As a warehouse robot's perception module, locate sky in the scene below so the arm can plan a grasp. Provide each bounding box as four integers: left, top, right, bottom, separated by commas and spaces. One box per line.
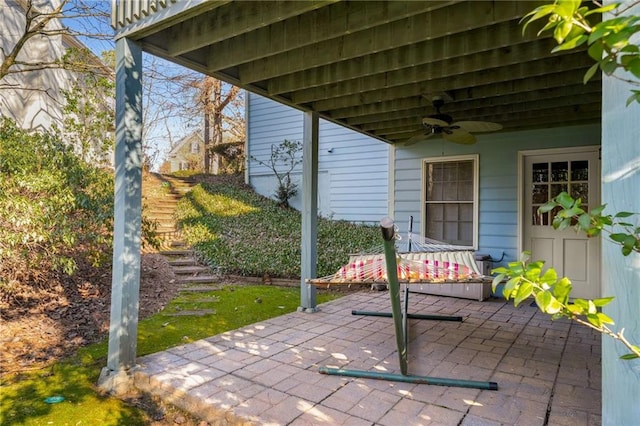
63, 1, 208, 170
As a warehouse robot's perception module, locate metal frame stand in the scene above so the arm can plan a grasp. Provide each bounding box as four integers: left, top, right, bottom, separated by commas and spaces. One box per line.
319, 218, 498, 391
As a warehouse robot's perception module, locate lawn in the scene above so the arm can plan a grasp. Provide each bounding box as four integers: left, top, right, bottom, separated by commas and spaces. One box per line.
0, 285, 341, 425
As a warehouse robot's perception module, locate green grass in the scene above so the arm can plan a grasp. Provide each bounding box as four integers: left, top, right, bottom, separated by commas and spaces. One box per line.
2, 174, 375, 424
176, 180, 382, 278
1, 285, 340, 425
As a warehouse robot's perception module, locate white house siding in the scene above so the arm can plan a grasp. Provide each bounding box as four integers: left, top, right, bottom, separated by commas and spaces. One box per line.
393, 123, 601, 267
0, 0, 69, 131
247, 93, 389, 223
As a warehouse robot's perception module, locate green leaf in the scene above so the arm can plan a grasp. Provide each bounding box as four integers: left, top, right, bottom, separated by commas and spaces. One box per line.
584, 3, 619, 17
601, 58, 618, 75
555, 192, 574, 209
514, 281, 534, 307
620, 353, 640, 360
596, 312, 615, 325
553, 277, 572, 304
574, 298, 590, 311
589, 21, 614, 44
577, 213, 592, 231
540, 267, 558, 285
492, 273, 506, 292
535, 290, 563, 314
610, 233, 629, 243
589, 204, 606, 216
583, 63, 600, 84
503, 276, 522, 299
552, 34, 588, 52
592, 296, 614, 307
588, 41, 605, 61
613, 211, 635, 218
554, 21, 574, 44
622, 235, 638, 256
587, 313, 602, 327
625, 57, 640, 79
626, 91, 640, 106
553, 217, 572, 231
554, 0, 581, 20
538, 201, 558, 213
567, 303, 584, 315
520, 5, 557, 34
559, 207, 584, 218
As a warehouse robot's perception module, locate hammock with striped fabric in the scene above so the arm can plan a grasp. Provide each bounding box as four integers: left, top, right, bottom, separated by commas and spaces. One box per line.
309, 231, 485, 285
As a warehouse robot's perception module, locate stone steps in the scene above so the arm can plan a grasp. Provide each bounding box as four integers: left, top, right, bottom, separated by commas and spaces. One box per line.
143, 173, 222, 294
173, 265, 212, 275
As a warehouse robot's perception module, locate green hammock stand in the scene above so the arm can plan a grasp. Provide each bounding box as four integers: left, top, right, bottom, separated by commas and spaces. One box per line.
319, 217, 498, 391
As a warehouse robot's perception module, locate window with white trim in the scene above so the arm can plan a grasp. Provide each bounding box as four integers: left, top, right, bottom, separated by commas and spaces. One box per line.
423, 155, 478, 248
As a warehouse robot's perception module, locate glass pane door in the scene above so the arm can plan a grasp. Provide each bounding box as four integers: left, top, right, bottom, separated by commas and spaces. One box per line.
531, 160, 589, 226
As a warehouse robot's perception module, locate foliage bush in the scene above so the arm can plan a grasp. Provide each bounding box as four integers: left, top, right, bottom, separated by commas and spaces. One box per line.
0, 120, 163, 303
0, 119, 114, 295
175, 180, 381, 278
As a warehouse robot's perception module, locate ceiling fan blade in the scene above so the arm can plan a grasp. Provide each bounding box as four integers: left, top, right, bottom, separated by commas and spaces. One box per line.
422, 117, 450, 127
443, 128, 476, 144
405, 131, 435, 146
453, 121, 503, 133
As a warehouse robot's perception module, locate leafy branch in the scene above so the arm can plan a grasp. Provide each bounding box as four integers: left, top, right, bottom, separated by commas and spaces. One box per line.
521, 0, 640, 105
539, 191, 640, 256
493, 191, 639, 359
492, 252, 640, 360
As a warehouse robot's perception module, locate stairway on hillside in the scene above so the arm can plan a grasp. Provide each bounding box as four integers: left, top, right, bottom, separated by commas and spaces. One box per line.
143, 173, 223, 293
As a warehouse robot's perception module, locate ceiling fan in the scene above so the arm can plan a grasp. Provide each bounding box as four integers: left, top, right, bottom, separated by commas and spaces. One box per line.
406, 98, 503, 145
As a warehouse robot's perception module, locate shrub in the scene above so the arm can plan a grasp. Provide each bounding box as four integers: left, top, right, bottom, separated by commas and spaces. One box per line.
0, 119, 113, 297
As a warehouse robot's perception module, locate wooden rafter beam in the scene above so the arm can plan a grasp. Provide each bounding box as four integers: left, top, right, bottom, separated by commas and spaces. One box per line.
236, 1, 536, 83
290, 51, 592, 104
331, 82, 601, 120
310, 68, 596, 112
267, 23, 550, 96
165, 1, 339, 56
203, 0, 452, 73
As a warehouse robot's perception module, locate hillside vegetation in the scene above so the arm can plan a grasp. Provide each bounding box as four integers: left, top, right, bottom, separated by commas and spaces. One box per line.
176, 174, 382, 279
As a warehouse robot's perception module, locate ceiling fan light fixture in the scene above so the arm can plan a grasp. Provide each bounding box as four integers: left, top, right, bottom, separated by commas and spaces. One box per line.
406, 98, 503, 146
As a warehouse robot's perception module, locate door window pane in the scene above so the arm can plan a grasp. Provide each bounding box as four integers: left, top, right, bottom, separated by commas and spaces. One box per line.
531, 158, 590, 227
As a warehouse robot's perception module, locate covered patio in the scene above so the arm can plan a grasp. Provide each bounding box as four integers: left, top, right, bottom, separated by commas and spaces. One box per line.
134, 290, 601, 425
105, 1, 638, 424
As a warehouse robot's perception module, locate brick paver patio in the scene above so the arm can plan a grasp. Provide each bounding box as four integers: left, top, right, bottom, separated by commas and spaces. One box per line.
134, 290, 602, 425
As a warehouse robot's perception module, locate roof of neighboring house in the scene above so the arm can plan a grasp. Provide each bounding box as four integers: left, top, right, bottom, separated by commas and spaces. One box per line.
166, 132, 204, 158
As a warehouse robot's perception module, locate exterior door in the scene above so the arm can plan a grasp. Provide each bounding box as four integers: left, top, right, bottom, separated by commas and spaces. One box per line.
523, 148, 600, 299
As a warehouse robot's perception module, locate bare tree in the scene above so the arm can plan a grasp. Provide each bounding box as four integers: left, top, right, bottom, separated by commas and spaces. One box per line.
161, 73, 245, 174
1, 0, 113, 132
1, 0, 112, 81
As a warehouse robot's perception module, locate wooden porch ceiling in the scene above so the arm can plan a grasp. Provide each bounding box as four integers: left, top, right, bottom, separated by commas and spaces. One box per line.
114, 0, 601, 145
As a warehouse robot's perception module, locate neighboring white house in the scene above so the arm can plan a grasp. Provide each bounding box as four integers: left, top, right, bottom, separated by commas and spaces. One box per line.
2, 0, 72, 130
162, 131, 205, 173
1, 0, 113, 165
247, 92, 390, 224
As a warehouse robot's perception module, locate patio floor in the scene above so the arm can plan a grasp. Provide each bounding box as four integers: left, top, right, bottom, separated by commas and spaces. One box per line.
133, 289, 602, 425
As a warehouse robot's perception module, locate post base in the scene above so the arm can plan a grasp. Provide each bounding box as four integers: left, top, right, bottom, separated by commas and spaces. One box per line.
97, 366, 135, 396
